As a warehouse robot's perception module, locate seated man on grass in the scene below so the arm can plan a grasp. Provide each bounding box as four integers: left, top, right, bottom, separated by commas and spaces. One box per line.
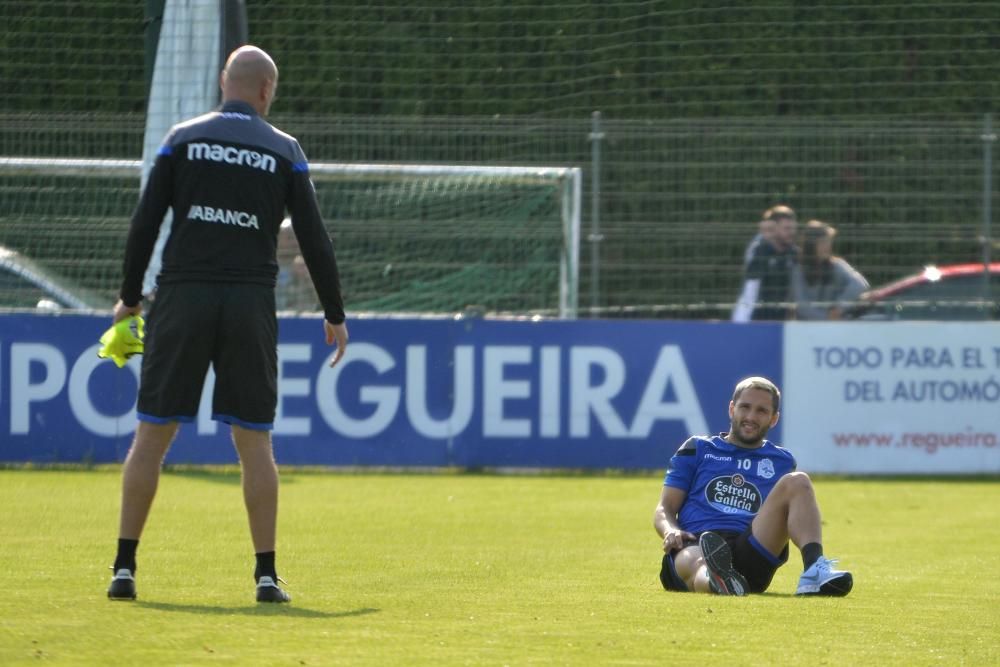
653, 376, 853, 596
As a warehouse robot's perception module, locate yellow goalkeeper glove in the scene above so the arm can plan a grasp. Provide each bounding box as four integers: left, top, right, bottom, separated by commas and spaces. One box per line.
97, 316, 145, 368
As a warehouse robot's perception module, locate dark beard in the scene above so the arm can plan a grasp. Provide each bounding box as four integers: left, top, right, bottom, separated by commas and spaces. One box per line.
728, 418, 769, 447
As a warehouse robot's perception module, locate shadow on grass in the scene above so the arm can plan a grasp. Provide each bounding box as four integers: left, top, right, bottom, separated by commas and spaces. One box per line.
163, 468, 242, 485
137, 600, 379, 619
161, 467, 302, 486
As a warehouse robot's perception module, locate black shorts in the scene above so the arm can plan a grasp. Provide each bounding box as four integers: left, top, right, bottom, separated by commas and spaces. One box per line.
659, 525, 789, 593
137, 282, 278, 430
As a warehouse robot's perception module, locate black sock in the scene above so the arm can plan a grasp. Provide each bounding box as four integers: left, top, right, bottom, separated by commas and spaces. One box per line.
255, 551, 277, 582
801, 542, 823, 570
114, 538, 139, 573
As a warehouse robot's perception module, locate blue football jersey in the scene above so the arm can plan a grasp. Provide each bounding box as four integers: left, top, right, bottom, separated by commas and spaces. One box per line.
664, 434, 797, 534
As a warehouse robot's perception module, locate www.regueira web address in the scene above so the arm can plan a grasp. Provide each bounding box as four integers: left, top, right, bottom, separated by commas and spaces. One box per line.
832, 431, 998, 454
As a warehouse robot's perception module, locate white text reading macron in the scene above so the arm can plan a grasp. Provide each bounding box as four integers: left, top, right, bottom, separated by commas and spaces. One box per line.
187, 142, 277, 173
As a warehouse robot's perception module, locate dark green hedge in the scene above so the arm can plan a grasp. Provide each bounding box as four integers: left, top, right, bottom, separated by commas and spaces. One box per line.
2, 1, 997, 118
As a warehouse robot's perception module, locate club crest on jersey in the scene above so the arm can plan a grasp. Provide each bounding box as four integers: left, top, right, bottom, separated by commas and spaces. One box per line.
757, 458, 775, 479
705, 475, 763, 515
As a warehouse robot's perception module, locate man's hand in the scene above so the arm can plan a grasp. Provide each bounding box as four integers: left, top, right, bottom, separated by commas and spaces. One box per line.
662, 528, 696, 554
324, 320, 349, 367
113, 299, 142, 324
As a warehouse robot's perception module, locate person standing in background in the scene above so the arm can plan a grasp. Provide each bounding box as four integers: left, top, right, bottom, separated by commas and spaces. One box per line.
732, 205, 798, 322
741, 216, 777, 270
791, 219, 868, 320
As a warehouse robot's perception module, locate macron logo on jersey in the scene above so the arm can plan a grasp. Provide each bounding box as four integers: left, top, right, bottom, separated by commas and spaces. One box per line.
188, 204, 260, 229
187, 142, 277, 173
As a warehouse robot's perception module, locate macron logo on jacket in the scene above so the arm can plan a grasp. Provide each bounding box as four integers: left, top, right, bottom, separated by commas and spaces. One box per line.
187, 142, 277, 173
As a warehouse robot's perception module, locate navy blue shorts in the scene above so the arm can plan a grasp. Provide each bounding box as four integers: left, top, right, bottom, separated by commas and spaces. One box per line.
137, 282, 277, 430
659, 524, 789, 593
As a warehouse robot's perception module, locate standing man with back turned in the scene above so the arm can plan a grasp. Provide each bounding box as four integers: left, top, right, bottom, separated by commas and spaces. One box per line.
106, 45, 349, 603
653, 377, 853, 596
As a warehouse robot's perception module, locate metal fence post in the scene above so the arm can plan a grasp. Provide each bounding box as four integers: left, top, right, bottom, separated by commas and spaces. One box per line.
589, 111, 605, 317
982, 113, 995, 299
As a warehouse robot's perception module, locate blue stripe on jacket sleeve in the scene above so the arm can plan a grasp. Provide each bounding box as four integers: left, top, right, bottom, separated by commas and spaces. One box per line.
292, 161, 309, 173
157, 145, 172, 156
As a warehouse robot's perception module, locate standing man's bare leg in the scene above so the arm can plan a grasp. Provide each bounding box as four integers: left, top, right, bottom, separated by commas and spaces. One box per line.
108, 421, 178, 600
119, 421, 179, 538
231, 424, 289, 602
232, 425, 278, 552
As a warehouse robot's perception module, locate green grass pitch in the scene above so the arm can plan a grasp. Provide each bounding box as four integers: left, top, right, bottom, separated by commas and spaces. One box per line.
1, 468, 997, 665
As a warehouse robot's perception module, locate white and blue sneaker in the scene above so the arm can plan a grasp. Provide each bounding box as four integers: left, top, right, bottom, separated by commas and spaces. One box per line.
796, 556, 853, 596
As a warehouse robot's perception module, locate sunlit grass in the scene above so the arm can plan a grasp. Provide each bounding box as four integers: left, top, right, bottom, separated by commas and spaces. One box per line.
1, 469, 997, 665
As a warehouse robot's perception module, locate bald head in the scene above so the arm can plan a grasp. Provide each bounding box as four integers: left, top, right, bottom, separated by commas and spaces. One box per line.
220, 45, 278, 115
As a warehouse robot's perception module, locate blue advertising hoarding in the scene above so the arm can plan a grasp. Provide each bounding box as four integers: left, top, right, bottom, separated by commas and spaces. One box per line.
0, 313, 783, 468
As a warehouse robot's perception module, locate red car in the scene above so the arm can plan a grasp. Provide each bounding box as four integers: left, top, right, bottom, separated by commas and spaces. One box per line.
853, 262, 1000, 320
